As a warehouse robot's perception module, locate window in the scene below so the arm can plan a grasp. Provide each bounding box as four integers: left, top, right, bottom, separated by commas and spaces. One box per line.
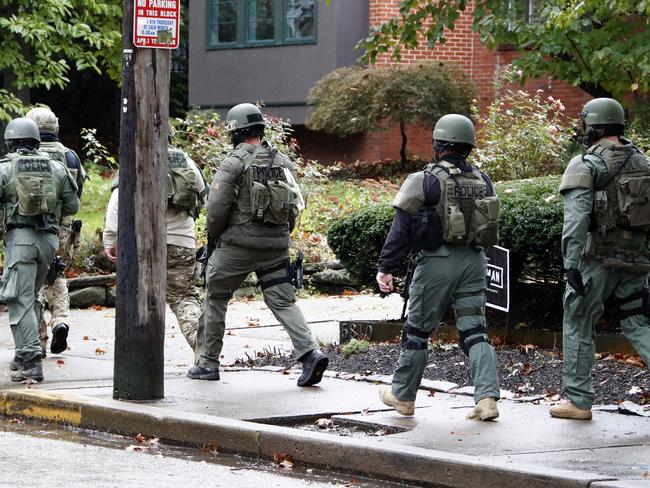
207, 0, 316, 48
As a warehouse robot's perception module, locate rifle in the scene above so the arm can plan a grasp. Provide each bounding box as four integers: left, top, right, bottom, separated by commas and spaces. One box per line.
400, 256, 416, 321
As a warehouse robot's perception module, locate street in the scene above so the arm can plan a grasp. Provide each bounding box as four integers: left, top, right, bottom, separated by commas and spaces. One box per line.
0, 417, 410, 488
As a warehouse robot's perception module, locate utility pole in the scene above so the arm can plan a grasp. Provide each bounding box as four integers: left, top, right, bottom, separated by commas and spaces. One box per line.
114, 0, 173, 400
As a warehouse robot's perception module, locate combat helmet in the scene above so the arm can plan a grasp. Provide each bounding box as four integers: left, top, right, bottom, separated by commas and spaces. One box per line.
4, 117, 41, 144
225, 103, 265, 132
25, 106, 59, 133
433, 114, 476, 147
580, 98, 625, 127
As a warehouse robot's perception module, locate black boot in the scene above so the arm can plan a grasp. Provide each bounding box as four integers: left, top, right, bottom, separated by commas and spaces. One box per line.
11, 357, 44, 382
50, 323, 69, 354
297, 350, 328, 387
9, 356, 23, 372
186, 366, 220, 380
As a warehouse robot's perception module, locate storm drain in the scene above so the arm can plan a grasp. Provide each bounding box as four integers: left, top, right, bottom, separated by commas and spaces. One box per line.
249, 413, 409, 438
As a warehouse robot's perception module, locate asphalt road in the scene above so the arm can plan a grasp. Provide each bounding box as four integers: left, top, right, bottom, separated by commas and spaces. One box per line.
0, 417, 411, 488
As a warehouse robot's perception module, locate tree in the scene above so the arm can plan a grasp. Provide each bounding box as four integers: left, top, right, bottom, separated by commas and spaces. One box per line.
0, 0, 122, 121
306, 62, 474, 163
359, 0, 650, 101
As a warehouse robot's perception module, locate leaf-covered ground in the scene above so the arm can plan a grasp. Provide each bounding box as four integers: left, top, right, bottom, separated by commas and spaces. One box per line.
249, 342, 649, 406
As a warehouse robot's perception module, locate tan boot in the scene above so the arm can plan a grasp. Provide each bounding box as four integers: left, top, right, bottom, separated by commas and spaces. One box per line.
549, 401, 592, 420
379, 386, 415, 416
466, 397, 499, 421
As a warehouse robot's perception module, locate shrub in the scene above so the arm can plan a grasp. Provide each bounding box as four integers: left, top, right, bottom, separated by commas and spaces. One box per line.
307, 62, 474, 164
340, 339, 370, 358
327, 204, 405, 286
471, 68, 574, 181
327, 176, 564, 288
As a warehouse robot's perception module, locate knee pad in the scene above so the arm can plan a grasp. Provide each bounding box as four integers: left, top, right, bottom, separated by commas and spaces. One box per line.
458, 325, 490, 356
401, 323, 429, 350
614, 288, 649, 319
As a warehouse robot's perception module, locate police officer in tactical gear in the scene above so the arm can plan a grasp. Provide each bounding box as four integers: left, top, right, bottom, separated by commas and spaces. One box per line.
189, 103, 328, 386
376, 114, 501, 420
26, 106, 86, 357
551, 98, 650, 420
103, 130, 206, 356
0, 117, 79, 382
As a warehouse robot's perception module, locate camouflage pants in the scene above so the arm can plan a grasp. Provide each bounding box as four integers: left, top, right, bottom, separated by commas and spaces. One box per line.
167, 244, 202, 349
38, 217, 73, 349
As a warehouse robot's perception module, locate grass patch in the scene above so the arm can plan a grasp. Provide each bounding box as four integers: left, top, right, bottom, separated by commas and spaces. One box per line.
340, 339, 370, 358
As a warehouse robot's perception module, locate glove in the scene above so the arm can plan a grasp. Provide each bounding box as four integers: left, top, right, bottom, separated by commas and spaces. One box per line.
566, 268, 585, 296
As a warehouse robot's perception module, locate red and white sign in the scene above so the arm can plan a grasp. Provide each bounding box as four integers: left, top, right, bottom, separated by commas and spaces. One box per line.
133, 0, 180, 49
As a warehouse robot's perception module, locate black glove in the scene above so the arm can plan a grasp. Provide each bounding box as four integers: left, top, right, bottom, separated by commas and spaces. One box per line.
566, 268, 585, 296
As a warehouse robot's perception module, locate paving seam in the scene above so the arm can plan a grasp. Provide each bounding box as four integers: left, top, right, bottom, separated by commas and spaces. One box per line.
491, 444, 646, 457
0, 388, 619, 488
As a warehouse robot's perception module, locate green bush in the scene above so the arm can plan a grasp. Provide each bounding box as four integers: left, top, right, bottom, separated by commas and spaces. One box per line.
327, 204, 405, 285
327, 176, 564, 288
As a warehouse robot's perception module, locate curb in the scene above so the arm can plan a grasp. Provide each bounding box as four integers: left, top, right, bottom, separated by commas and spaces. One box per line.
0, 389, 618, 488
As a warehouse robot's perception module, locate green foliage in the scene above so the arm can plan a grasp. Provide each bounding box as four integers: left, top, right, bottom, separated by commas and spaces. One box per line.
359, 0, 650, 100
307, 62, 473, 134
171, 109, 304, 177
327, 176, 565, 288
496, 176, 564, 285
306, 62, 474, 162
0, 0, 122, 120
327, 204, 404, 285
471, 69, 574, 181
340, 339, 370, 358
81, 128, 117, 169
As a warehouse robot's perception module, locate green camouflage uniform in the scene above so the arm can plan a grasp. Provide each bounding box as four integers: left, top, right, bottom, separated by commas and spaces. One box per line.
560, 138, 650, 409
0, 149, 79, 362
196, 142, 318, 369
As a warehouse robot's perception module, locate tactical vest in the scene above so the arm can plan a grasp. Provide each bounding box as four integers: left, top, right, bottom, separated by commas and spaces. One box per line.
229, 144, 302, 230
586, 143, 650, 260
166, 148, 201, 210
2, 152, 62, 226
111, 148, 202, 212
39, 141, 84, 187
426, 161, 500, 247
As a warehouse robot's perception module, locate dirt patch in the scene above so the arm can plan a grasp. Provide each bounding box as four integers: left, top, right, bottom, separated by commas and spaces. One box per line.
245, 342, 649, 406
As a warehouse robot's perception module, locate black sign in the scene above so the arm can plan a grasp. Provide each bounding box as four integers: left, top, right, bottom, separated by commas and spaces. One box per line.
485, 245, 510, 312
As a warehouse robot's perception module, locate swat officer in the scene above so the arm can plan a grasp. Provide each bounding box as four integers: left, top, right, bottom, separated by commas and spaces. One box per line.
0, 117, 79, 382
103, 136, 205, 352
188, 103, 328, 386
551, 98, 650, 420
376, 114, 501, 420
26, 106, 86, 357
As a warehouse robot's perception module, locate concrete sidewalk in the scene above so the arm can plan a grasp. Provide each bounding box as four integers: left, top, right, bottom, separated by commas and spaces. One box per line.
1, 295, 649, 487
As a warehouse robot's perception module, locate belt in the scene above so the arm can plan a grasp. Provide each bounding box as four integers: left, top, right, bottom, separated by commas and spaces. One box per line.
6, 224, 58, 235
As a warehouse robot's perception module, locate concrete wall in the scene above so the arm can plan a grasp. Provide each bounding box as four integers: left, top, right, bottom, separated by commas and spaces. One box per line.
188, 0, 369, 124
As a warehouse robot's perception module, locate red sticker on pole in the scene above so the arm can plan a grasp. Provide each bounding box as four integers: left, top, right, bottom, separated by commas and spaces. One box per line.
133, 0, 180, 49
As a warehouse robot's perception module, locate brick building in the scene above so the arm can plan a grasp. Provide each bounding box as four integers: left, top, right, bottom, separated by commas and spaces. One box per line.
188, 0, 591, 163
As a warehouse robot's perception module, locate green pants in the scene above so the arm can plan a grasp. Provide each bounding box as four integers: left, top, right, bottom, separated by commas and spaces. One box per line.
196, 243, 318, 368
392, 246, 500, 403
0, 228, 57, 362
563, 256, 650, 409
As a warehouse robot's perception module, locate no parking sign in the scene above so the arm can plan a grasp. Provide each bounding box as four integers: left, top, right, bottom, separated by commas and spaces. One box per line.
133, 0, 181, 49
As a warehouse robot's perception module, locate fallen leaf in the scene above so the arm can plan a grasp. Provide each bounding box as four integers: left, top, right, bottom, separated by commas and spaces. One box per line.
91, 304, 104, 311
8, 419, 24, 424
361, 408, 370, 416
135, 433, 146, 443
82, 336, 90, 341
56, 359, 65, 365
200, 443, 218, 453
273, 452, 294, 469
428, 390, 436, 397
95, 348, 106, 355
281, 369, 290, 375
125, 445, 146, 452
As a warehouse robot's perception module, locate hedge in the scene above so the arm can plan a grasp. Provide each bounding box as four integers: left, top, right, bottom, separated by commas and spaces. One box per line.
327, 175, 564, 288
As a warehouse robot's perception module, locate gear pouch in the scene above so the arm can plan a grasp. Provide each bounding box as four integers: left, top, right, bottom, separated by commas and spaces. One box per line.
250, 181, 270, 223
169, 168, 198, 210
265, 180, 294, 225
17, 175, 48, 216
618, 175, 650, 230
472, 196, 500, 247
446, 205, 466, 243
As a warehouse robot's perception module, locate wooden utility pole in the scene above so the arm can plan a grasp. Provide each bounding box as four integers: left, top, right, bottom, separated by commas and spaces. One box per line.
114, 0, 170, 400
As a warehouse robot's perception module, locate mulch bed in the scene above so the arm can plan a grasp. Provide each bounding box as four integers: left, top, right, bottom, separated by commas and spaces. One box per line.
247, 342, 649, 406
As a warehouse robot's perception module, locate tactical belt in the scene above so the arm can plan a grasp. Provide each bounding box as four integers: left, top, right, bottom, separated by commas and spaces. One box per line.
614, 289, 649, 319
6, 224, 57, 235
402, 323, 429, 350
256, 261, 290, 290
